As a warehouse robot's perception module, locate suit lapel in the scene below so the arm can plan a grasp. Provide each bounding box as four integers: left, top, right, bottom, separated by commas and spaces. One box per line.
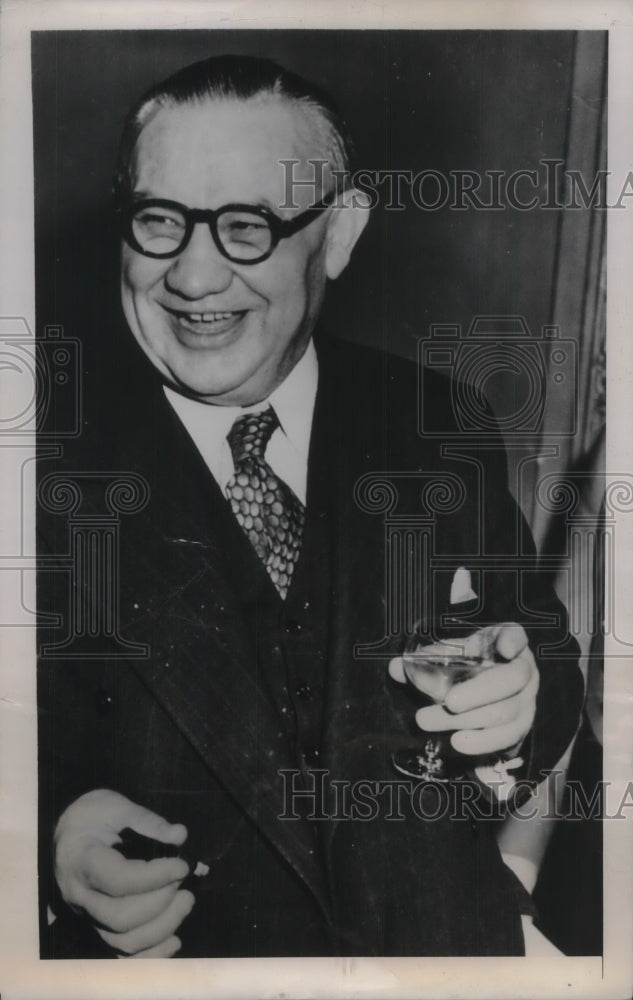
120, 377, 331, 919
313, 340, 393, 699
315, 340, 433, 802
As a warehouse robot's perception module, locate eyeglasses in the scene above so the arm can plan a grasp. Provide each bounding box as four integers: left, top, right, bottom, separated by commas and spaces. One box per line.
118, 192, 335, 264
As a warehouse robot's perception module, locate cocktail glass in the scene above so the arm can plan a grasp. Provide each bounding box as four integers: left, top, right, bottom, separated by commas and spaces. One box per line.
391, 639, 495, 782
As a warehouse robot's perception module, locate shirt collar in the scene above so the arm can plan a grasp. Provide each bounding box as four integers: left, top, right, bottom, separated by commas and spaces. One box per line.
266, 339, 318, 460
163, 339, 318, 465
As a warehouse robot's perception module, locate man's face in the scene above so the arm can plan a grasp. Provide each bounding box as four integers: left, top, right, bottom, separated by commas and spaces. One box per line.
121, 97, 335, 405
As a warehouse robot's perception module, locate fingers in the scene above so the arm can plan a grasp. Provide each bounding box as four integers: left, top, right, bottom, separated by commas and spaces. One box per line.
54, 789, 194, 957
125, 935, 182, 959
460, 624, 527, 661
444, 653, 534, 714
73, 875, 183, 933
439, 661, 538, 756
388, 657, 406, 684
414, 649, 539, 756
450, 706, 536, 756
390, 623, 539, 759
97, 889, 195, 955
494, 624, 528, 661
80, 842, 189, 896
55, 789, 187, 850
391, 642, 536, 717
125, 805, 188, 847
389, 623, 528, 692
416, 693, 523, 733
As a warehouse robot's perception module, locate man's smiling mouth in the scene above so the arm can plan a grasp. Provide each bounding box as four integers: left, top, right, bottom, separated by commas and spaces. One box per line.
164, 307, 247, 323
161, 306, 250, 341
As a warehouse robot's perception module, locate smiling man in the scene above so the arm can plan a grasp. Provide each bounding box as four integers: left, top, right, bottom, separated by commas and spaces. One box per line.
117, 94, 354, 405
38, 54, 583, 959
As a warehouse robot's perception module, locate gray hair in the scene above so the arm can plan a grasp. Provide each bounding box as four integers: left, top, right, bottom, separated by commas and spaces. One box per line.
114, 53, 354, 197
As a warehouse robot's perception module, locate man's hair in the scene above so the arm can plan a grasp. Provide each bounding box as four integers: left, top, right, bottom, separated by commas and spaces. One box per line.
114, 53, 354, 198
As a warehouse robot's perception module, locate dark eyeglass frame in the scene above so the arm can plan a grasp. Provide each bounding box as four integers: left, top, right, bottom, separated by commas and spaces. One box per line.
118, 191, 336, 264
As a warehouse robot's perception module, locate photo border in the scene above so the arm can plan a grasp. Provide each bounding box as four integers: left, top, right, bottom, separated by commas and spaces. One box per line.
1, 2, 631, 998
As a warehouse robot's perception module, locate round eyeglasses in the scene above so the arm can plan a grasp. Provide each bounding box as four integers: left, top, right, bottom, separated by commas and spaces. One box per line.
118, 193, 335, 264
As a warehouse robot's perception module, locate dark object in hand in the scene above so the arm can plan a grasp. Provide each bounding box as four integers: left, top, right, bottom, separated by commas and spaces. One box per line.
114, 827, 211, 890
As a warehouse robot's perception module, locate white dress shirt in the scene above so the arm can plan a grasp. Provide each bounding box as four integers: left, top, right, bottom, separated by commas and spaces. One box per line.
164, 340, 318, 505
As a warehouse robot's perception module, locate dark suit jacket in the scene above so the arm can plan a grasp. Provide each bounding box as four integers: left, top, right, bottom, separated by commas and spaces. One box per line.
37, 333, 583, 957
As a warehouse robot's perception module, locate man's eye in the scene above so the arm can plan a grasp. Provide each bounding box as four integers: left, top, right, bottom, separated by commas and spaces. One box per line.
137, 211, 181, 227
228, 219, 268, 232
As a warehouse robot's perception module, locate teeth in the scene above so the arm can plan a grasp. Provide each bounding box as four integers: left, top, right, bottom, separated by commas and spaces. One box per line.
183, 311, 236, 322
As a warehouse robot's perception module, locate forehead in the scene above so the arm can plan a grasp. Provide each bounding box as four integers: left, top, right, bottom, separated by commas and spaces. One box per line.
130, 96, 327, 206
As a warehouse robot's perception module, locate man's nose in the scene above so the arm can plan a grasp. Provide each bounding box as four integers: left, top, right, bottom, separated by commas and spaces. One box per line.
164, 223, 233, 299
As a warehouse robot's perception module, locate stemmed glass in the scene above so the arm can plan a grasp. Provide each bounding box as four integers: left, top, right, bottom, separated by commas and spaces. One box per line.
391, 636, 495, 782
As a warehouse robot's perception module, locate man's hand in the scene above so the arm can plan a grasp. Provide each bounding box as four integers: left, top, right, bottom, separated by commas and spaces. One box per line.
54, 789, 194, 958
389, 624, 539, 756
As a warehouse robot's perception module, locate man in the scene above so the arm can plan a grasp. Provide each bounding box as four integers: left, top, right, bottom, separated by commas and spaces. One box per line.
37, 54, 583, 959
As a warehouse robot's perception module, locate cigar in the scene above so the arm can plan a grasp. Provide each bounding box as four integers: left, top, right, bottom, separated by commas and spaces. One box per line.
114, 827, 211, 886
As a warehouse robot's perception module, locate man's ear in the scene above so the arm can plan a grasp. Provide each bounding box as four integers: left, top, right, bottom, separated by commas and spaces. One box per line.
324, 187, 371, 279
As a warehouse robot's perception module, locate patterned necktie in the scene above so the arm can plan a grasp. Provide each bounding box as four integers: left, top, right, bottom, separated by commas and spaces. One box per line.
225, 407, 305, 599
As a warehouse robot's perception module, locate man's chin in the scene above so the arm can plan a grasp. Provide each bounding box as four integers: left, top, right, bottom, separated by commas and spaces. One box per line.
162, 365, 266, 406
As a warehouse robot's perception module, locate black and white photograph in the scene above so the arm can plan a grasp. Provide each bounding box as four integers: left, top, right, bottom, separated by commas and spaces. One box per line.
1, 3, 632, 998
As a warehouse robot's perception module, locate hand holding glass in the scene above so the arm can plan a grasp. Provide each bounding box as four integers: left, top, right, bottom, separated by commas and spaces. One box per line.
392, 637, 496, 781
